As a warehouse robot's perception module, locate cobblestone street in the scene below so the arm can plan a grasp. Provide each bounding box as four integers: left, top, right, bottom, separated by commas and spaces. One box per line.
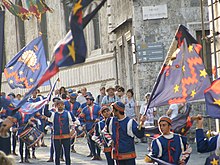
11, 134, 209, 165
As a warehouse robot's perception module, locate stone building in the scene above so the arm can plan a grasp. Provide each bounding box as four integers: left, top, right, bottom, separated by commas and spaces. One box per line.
1, 0, 210, 104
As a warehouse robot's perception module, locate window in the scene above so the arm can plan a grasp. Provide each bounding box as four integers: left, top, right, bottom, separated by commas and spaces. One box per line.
93, 14, 101, 49
39, 12, 49, 60
62, 0, 72, 33
15, 0, 25, 50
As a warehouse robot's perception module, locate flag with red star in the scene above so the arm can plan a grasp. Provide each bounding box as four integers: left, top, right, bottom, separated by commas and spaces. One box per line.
147, 25, 211, 109
204, 78, 220, 118
16, 0, 107, 108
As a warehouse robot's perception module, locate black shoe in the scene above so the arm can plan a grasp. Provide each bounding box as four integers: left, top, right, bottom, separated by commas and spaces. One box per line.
41, 144, 47, 147
87, 154, 93, 157
47, 158, 53, 162
32, 155, 37, 159
25, 159, 30, 163
71, 148, 76, 153
60, 158, 65, 161
19, 159, 23, 163
97, 156, 102, 160
12, 152, 18, 156
91, 156, 99, 160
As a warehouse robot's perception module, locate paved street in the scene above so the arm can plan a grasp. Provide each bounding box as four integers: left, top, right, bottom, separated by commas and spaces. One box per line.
12, 134, 209, 164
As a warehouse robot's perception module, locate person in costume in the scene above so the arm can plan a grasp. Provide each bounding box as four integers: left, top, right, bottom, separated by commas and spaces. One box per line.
64, 93, 81, 153
92, 106, 114, 164
103, 101, 146, 165
79, 95, 101, 160
44, 100, 79, 165
150, 116, 191, 165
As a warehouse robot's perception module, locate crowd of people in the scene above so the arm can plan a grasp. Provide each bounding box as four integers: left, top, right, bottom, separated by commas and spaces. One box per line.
0, 85, 218, 165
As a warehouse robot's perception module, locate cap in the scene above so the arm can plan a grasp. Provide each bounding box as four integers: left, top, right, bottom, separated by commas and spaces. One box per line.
100, 106, 110, 113
68, 89, 73, 93
85, 92, 92, 97
8, 92, 15, 98
86, 95, 94, 101
106, 86, 115, 92
52, 97, 61, 103
158, 116, 172, 125
70, 93, 77, 98
112, 101, 125, 112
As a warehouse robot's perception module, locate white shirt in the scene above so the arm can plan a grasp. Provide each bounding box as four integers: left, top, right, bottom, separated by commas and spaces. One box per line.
169, 104, 179, 119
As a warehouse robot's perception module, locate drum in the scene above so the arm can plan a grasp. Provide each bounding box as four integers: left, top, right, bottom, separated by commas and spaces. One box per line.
19, 126, 43, 148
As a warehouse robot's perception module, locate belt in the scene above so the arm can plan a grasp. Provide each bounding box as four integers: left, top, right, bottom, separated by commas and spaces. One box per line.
113, 151, 136, 160
53, 134, 71, 139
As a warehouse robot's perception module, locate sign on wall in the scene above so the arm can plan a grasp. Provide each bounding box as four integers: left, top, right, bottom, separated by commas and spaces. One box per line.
142, 4, 168, 20
136, 42, 164, 62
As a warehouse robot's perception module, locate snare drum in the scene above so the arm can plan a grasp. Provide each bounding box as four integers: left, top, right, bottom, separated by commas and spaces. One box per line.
19, 126, 43, 148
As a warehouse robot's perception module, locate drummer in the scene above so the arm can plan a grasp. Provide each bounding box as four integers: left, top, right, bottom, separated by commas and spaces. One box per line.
64, 93, 81, 153
78, 95, 101, 160
6, 110, 35, 163
44, 99, 79, 165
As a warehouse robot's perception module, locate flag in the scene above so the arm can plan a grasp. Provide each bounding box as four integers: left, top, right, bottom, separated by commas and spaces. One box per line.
147, 25, 211, 109
145, 103, 193, 138
204, 78, 220, 118
16, 0, 107, 108
0, 78, 58, 115
4, 36, 50, 89
2, 0, 30, 20
26, 0, 53, 20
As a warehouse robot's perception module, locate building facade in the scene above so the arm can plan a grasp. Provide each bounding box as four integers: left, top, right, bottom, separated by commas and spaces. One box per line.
1, 0, 210, 103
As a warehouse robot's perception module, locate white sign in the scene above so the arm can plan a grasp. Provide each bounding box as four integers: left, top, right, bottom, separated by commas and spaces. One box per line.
142, 4, 168, 20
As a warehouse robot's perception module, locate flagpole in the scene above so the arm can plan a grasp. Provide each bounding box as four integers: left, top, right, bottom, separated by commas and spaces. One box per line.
210, 0, 219, 132
0, 4, 5, 95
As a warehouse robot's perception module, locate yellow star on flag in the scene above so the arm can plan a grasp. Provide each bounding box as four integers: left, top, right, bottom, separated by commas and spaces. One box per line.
213, 99, 220, 106
200, 69, 207, 78
182, 65, 185, 72
29, 78, 34, 83
73, 0, 82, 14
188, 45, 193, 52
9, 80, 13, 84
19, 71, 23, 75
210, 158, 219, 165
68, 42, 76, 62
174, 84, 180, 93
191, 90, 196, 97
9, 66, 14, 70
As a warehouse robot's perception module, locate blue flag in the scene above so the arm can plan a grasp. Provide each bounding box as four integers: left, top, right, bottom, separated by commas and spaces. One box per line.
204, 78, 220, 118
4, 36, 49, 89
148, 25, 211, 109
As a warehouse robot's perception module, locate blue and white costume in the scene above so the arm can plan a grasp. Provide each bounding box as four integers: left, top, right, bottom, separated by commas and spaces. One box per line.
151, 133, 188, 164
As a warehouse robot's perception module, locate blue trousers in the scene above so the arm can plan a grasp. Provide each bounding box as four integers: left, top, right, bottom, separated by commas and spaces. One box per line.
116, 158, 136, 165
19, 137, 28, 160
49, 136, 64, 160
53, 138, 70, 165
105, 152, 115, 165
